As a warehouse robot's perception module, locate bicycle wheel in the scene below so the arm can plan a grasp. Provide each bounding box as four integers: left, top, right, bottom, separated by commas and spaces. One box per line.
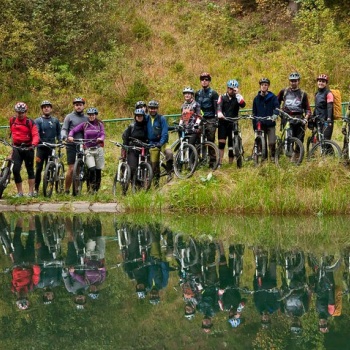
113, 162, 131, 196
0, 167, 10, 199
132, 162, 153, 192
174, 144, 198, 179
72, 160, 84, 196
234, 135, 244, 169
253, 135, 266, 166
196, 141, 219, 171
43, 162, 56, 198
275, 137, 304, 166
308, 140, 342, 161
55, 162, 65, 194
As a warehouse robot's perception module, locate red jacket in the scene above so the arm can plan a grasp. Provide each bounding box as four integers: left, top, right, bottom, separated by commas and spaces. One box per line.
11, 265, 41, 294
10, 116, 39, 146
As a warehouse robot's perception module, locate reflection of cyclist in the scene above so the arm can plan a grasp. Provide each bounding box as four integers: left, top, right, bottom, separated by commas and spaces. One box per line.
253, 249, 280, 328
11, 217, 40, 310
277, 72, 311, 160
179, 87, 201, 146
252, 78, 279, 161
122, 109, 148, 182
217, 80, 246, 166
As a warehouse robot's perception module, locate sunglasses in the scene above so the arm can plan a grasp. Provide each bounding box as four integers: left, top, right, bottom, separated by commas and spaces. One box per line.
200, 78, 210, 81
290, 80, 298, 83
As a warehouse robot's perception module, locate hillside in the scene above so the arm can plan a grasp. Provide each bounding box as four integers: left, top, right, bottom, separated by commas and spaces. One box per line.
0, 0, 350, 122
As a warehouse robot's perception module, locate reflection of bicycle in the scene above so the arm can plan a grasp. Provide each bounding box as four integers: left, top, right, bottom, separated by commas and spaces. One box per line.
0, 214, 14, 260
281, 249, 305, 287
138, 229, 151, 263
42, 214, 63, 260
110, 141, 131, 196
252, 246, 268, 287
0, 140, 31, 198
230, 244, 245, 286
116, 224, 130, 261
173, 126, 198, 179
275, 109, 305, 166
308, 253, 341, 283
41, 142, 66, 197
174, 234, 199, 276
307, 115, 341, 160
342, 247, 350, 300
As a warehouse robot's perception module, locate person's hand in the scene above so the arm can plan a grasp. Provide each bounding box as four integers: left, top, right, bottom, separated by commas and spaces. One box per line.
342, 127, 347, 135
67, 136, 74, 142
235, 94, 244, 104
217, 112, 225, 119
326, 119, 332, 126
328, 304, 335, 315
97, 138, 103, 143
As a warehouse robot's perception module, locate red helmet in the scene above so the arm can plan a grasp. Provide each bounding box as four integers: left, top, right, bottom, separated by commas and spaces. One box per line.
200, 72, 212, 81
14, 102, 28, 113
317, 74, 329, 82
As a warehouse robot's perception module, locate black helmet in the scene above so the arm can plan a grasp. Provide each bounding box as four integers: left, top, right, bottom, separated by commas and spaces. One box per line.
200, 72, 212, 81
148, 100, 159, 108
135, 101, 146, 109
40, 100, 52, 108
259, 78, 270, 85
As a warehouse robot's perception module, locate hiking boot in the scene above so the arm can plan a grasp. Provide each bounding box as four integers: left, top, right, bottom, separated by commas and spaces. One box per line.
291, 152, 300, 163
13, 193, 24, 198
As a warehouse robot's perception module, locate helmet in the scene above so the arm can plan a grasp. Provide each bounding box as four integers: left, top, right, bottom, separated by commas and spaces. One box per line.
185, 313, 195, 320
137, 291, 146, 299
289, 72, 301, 80
88, 292, 99, 300
259, 77, 270, 85
135, 100, 146, 109
87, 107, 98, 115
228, 317, 241, 328
227, 79, 239, 88
40, 100, 52, 108
200, 72, 212, 81
134, 108, 145, 116
149, 297, 160, 305
147, 100, 159, 108
183, 87, 194, 94
16, 299, 29, 310
317, 74, 329, 82
73, 97, 85, 105
14, 102, 28, 113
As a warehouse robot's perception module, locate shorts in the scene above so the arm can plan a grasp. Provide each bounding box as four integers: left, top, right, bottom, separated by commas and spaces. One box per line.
66, 144, 77, 165
85, 147, 105, 169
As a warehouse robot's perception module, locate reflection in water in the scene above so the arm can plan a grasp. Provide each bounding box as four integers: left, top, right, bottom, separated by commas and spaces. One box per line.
0, 212, 349, 349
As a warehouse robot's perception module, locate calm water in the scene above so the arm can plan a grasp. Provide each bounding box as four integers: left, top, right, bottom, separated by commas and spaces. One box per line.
0, 212, 349, 350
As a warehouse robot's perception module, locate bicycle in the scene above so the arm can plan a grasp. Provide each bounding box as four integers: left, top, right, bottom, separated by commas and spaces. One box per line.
41, 214, 63, 260
222, 116, 245, 168
129, 138, 154, 192
274, 109, 305, 166
173, 126, 198, 179
307, 252, 341, 284
71, 139, 90, 196
110, 141, 131, 196
307, 115, 342, 161
195, 119, 220, 171
40, 142, 66, 197
229, 244, 245, 287
341, 116, 350, 163
0, 139, 32, 198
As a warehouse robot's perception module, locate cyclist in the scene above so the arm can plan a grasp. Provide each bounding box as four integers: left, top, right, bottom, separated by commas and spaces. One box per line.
68, 107, 105, 193
122, 108, 148, 183
61, 97, 88, 194
11, 217, 41, 310
34, 100, 61, 196
313, 74, 334, 142
179, 87, 201, 146
145, 100, 173, 184
9, 102, 39, 197
252, 78, 279, 161
277, 72, 311, 161
217, 79, 246, 166
195, 72, 219, 147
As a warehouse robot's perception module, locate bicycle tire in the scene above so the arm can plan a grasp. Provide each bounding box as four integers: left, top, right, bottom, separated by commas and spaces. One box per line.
132, 162, 153, 192
0, 167, 10, 199
55, 162, 65, 194
285, 251, 305, 275
233, 135, 244, 169
113, 162, 131, 196
174, 144, 198, 179
43, 162, 56, 198
308, 140, 342, 161
196, 141, 219, 171
253, 135, 266, 166
72, 160, 84, 196
275, 136, 304, 166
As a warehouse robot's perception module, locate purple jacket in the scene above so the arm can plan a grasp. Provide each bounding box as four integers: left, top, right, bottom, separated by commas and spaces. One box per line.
69, 119, 105, 148
70, 260, 106, 286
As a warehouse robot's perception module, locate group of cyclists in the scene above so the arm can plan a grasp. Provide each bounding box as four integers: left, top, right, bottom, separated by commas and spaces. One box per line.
2, 70, 346, 197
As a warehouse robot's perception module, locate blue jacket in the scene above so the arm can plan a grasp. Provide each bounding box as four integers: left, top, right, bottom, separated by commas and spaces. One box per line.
146, 114, 169, 146
252, 91, 279, 129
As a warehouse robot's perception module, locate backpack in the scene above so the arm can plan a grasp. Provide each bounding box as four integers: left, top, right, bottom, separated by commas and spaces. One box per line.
10, 116, 34, 130
330, 89, 342, 120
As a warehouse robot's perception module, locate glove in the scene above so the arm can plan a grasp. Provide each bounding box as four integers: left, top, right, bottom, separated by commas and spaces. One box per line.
154, 143, 162, 149
235, 94, 244, 104
302, 118, 307, 125
272, 114, 278, 120
342, 128, 347, 136
193, 123, 199, 129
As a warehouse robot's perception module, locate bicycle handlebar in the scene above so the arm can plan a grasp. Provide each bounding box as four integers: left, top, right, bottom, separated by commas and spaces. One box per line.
129, 137, 154, 148
276, 108, 307, 124
0, 139, 34, 151
41, 142, 66, 149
